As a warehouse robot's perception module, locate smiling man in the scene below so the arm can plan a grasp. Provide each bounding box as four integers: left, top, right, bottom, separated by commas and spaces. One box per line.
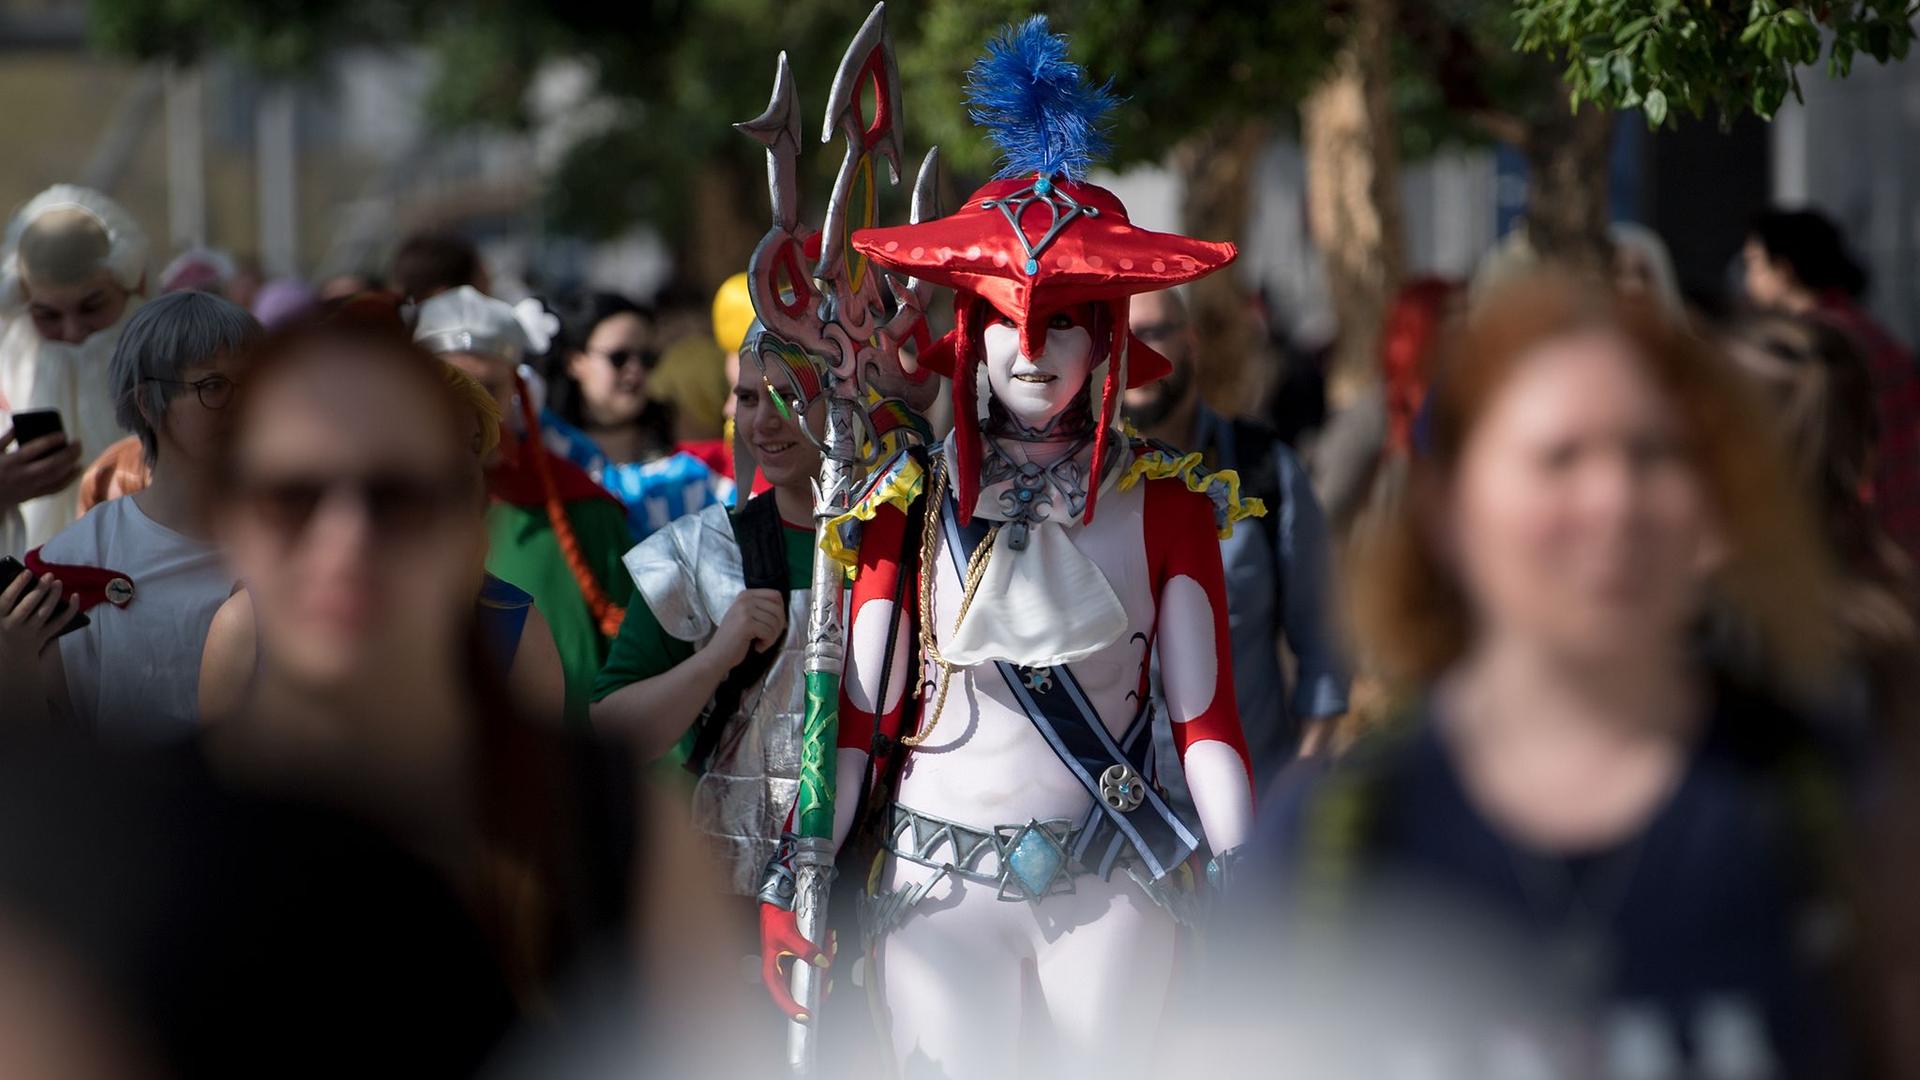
589, 326, 828, 904
0, 185, 151, 553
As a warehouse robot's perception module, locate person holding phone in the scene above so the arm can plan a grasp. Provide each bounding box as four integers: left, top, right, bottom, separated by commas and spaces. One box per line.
0, 185, 151, 552
13, 292, 260, 739
0, 564, 80, 725
0, 419, 85, 555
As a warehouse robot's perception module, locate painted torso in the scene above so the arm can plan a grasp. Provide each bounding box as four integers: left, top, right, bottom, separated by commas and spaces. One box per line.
892, 474, 1154, 829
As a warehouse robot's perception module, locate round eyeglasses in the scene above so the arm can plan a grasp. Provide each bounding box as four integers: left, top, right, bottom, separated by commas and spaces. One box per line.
144, 374, 236, 410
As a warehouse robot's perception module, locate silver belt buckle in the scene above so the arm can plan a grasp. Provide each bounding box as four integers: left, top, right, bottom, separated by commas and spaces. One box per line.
1099, 763, 1146, 813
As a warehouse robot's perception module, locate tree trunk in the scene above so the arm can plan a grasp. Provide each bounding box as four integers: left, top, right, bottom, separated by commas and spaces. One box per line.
1519, 95, 1616, 278
1302, 0, 1403, 411
684, 155, 766, 295
1171, 118, 1271, 412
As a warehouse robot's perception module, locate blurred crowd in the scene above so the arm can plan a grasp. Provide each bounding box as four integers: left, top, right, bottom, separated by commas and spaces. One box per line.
0, 177, 1916, 1079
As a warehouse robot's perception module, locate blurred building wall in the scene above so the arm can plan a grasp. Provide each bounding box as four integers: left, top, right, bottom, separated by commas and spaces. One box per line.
1776, 54, 1920, 346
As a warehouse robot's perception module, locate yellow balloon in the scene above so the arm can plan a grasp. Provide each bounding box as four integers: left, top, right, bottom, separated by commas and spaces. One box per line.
712, 272, 756, 356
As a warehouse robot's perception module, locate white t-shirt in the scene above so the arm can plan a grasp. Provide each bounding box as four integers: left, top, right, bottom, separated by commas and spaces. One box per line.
38, 494, 233, 744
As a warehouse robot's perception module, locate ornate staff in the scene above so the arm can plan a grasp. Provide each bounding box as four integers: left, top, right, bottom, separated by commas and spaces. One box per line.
734, 4, 939, 1071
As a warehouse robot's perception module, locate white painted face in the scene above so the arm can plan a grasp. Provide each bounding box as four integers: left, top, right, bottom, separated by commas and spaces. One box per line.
983, 306, 1096, 431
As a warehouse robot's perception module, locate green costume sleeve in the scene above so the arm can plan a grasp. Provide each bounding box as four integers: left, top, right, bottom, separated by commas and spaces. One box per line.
591, 594, 697, 703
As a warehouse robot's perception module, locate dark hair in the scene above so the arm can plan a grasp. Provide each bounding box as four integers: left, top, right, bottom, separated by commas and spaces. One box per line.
540, 291, 673, 446
1748, 209, 1869, 299
391, 232, 483, 303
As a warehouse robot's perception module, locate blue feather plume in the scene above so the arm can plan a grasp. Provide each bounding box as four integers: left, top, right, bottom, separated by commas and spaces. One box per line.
964, 16, 1118, 182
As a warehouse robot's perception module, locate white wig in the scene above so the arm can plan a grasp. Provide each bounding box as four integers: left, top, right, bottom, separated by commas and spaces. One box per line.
0, 184, 151, 315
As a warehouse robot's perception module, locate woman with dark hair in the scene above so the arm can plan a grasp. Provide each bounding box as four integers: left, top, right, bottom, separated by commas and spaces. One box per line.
538, 291, 724, 540
1237, 275, 1859, 1077
1743, 207, 1920, 567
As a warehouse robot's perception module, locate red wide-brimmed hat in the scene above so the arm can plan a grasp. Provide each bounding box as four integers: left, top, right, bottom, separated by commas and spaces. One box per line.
853, 175, 1234, 388
848, 18, 1237, 526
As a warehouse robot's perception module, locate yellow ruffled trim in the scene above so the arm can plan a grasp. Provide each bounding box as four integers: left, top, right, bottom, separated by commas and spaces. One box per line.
820, 452, 927, 571
1117, 448, 1267, 539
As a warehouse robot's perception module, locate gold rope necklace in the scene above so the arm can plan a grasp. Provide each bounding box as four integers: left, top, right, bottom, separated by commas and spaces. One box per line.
901, 459, 1000, 749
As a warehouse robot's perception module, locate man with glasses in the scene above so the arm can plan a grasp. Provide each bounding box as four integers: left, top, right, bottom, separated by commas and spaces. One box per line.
1124, 288, 1349, 785
5, 292, 261, 739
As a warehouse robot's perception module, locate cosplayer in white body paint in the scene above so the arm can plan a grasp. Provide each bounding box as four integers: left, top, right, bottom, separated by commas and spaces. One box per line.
0, 186, 149, 553
757, 20, 1260, 1078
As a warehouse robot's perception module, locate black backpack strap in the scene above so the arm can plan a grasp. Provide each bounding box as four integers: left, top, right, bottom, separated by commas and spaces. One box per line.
685, 491, 793, 775
1227, 418, 1284, 554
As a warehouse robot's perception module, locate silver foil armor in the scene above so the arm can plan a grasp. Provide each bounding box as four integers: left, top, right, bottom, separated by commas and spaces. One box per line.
624, 502, 811, 896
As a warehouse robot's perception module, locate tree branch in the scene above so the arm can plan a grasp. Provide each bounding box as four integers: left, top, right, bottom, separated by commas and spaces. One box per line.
1467, 107, 1530, 149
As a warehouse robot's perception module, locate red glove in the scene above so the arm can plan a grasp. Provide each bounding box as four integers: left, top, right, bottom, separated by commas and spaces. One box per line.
759, 901, 836, 1022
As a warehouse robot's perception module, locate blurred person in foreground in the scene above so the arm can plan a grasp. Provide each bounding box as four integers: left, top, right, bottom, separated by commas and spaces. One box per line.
1232, 275, 1858, 1077
1744, 208, 1920, 569
198, 348, 567, 728
1124, 286, 1348, 780
1, 292, 260, 741
537, 292, 726, 540
0, 186, 150, 553
0, 727, 516, 1079
415, 287, 636, 725
198, 317, 666, 1011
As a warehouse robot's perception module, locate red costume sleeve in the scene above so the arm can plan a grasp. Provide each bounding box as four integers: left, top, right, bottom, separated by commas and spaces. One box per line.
839, 499, 916, 754
1143, 478, 1253, 788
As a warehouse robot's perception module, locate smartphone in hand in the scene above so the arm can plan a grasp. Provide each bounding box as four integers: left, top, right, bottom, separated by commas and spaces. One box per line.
0, 556, 90, 640
9, 409, 66, 449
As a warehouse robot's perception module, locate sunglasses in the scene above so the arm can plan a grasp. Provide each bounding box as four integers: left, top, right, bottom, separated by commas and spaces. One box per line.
588, 347, 660, 372
231, 470, 480, 544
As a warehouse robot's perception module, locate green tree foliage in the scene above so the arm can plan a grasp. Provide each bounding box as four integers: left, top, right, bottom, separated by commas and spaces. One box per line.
1512, 0, 1919, 127
903, 0, 1337, 177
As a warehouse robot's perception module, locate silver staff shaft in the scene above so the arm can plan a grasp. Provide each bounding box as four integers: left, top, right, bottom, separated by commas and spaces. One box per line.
786, 392, 859, 1074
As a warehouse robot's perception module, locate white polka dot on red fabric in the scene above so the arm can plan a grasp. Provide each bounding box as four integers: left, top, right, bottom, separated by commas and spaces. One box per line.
1152, 259, 1166, 272
1118, 258, 1134, 270
1087, 255, 1104, 269
966, 245, 981, 259
884, 241, 899, 253
1056, 255, 1073, 270
993, 251, 1009, 267
910, 246, 924, 259
938, 247, 953, 259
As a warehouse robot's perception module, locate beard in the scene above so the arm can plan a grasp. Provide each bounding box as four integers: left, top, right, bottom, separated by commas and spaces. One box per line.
1121, 358, 1194, 432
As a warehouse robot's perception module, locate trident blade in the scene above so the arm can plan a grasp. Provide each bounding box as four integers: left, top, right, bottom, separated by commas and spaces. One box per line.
816, 2, 904, 299
735, 52, 804, 233
910, 145, 943, 225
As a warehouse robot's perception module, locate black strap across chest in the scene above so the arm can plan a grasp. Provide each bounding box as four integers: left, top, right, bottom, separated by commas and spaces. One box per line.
685, 491, 793, 775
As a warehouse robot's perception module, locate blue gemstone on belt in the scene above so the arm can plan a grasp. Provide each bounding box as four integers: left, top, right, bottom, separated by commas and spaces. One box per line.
1007, 828, 1063, 897
1018, 488, 1034, 501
